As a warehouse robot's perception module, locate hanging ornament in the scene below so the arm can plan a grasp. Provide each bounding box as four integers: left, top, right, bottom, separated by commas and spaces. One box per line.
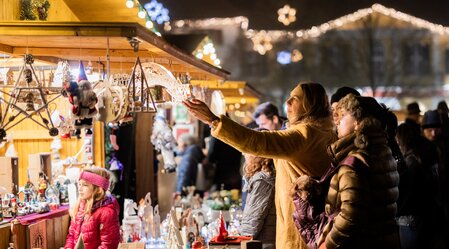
277, 4, 297, 26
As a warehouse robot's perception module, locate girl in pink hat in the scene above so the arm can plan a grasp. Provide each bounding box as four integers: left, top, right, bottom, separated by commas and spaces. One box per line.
65, 167, 120, 249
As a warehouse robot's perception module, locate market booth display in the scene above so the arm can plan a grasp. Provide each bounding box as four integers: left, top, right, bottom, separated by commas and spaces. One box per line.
0, 0, 236, 248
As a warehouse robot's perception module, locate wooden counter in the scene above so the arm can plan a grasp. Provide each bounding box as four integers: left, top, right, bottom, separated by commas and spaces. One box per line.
0, 205, 70, 249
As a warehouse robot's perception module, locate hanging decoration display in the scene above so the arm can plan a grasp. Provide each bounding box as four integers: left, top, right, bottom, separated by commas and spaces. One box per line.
142, 62, 192, 103
0, 54, 60, 141
61, 61, 98, 137
20, 0, 50, 21
151, 110, 177, 173
127, 57, 157, 113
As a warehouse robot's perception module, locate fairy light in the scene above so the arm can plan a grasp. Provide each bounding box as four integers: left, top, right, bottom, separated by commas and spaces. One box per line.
170, 16, 249, 30
192, 37, 222, 67
245, 3, 449, 47
167, 4, 449, 55
125, 0, 134, 9
146, 16, 154, 29
138, 5, 146, 19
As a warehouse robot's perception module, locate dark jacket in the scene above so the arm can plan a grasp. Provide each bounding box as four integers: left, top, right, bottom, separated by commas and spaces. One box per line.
322, 133, 400, 249
176, 144, 204, 193
240, 171, 276, 249
65, 195, 120, 249
207, 136, 242, 190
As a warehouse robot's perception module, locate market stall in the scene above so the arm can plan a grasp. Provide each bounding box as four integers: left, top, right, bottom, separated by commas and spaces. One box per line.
0, 1, 230, 248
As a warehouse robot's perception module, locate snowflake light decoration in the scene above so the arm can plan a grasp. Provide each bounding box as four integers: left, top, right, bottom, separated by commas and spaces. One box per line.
144, 0, 170, 25
277, 4, 296, 26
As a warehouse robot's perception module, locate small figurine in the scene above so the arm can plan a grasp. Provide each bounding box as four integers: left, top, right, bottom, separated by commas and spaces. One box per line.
10, 196, 17, 219
216, 211, 228, 242
38, 172, 48, 201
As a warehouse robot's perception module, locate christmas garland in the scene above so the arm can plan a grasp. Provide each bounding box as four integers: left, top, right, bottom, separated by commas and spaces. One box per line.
20, 0, 50, 21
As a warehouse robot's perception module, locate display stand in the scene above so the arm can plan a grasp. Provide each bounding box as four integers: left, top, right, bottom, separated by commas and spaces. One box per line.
28, 153, 52, 183
0, 205, 69, 249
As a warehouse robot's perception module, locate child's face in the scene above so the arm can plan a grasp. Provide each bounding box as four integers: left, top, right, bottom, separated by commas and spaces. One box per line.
78, 179, 94, 200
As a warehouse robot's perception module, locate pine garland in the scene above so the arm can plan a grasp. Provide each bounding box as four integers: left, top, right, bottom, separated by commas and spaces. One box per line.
20, 0, 50, 21
20, 0, 36, 20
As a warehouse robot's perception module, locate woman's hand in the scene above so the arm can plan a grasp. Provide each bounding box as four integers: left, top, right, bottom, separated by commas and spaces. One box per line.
183, 98, 218, 125
318, 242, 327, 249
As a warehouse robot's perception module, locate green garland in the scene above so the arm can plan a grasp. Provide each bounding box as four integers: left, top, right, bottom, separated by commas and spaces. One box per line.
20, 0, 50, 21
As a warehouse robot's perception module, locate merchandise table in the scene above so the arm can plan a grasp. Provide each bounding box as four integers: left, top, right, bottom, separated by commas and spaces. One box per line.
0, 205, 70, 249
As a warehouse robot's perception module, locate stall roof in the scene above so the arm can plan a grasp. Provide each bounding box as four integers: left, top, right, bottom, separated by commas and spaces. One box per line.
191, 80, 263, 104
0, 22, 229, 80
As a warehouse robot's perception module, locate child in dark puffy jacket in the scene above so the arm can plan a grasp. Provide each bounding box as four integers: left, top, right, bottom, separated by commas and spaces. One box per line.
64, 167, 120, 249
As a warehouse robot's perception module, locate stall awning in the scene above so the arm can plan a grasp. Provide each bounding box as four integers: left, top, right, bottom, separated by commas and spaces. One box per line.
191, 80, 262, 104
0, 22, 230, 80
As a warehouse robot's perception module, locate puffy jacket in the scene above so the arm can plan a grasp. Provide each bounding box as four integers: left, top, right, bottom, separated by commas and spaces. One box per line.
240, 171, 276, 249
65, 195, 120, 249
322, 132, 400, 249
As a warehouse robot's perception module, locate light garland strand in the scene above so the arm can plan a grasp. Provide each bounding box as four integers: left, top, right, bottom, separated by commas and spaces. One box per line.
166, 4, 449, 55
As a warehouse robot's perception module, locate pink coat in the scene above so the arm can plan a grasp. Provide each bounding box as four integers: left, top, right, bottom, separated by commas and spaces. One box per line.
65, 195, 120, 249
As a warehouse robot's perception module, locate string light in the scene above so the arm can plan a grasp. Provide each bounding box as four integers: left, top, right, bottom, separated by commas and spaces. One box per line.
144, 0, 170, 24
125, 0, 134, 9
192, 37, 222, 67
146, 16, 154, 29
138, 5, 146, 19
170, 16, 249, 30
246, 3, 449, 47
167, 4, 449, 55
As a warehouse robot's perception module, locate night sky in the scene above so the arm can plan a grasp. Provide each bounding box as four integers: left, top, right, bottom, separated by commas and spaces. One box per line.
142, 0, 449, 30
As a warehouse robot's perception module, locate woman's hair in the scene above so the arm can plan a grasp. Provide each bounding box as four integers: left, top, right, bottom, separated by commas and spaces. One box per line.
338, 94, 392, 148
72, 167, 111, 217
296, 82, 332, 122
244, 156, 275, 178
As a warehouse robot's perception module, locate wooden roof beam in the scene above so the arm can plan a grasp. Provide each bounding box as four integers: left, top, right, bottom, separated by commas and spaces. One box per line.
13, 47, 156, 59
0, 43, 13, 54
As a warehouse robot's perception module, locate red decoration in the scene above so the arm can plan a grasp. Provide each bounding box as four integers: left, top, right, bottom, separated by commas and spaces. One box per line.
216, 211, 228, 242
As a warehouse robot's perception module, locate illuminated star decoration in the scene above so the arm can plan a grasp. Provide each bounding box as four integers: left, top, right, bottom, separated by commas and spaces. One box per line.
144, 0, 170, 25
277, 4, 296, 26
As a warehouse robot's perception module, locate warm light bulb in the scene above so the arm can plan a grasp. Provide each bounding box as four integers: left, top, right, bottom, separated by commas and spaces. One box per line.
146, 19, 154, 29
138, 7, 146, 19
126, 0, 134, 8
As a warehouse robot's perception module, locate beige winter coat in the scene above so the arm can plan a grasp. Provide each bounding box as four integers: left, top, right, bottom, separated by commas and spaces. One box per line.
211, 115, 336, 249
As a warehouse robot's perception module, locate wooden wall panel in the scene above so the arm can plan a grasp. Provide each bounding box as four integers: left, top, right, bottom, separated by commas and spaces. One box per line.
48, 0, 80, 22
0, 0, 79, 22
0, 0, 20, 21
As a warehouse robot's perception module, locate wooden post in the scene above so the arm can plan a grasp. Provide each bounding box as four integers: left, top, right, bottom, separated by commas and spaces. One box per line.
134, 112, 156, 203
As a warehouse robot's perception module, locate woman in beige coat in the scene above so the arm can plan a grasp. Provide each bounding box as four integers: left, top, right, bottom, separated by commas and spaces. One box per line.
184, 82, 336, 249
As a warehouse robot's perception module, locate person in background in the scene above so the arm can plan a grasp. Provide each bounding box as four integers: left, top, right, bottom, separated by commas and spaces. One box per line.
253, 102, 286, 131
319, 94, 400, 249
175, 133, 204, 195
405, 102, 421, 134
330, 86, 360, 127
437, 100, 449, 139
183, 82, 336, 249
242, 102, 285, 207
205, 135, 242, 191
421, 110, 449, 249
65, 167, 120, 249
396, 122, 440, 249
240, 132, 276, 249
